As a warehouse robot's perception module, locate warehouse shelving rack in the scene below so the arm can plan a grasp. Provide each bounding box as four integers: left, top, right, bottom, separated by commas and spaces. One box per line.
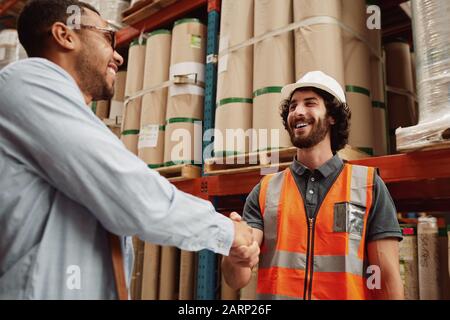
114, 0, 450, 300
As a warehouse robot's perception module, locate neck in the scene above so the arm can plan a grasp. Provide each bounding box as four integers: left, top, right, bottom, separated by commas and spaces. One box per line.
296, 138, 334, 170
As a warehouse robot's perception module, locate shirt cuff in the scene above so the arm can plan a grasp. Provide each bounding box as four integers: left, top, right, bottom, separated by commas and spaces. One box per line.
210, 213, 234, 256
368, 231, 403, 242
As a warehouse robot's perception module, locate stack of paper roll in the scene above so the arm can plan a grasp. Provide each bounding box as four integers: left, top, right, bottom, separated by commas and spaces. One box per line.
417, 216, 441, 300
368, 26, 388, 155
293, 0, 345, 86
214, 0, 254, 157
342, 0, 374, 155
159, 246, 180, 300
240, 265, 258, 300
141, 243, 161, 300
121, 39, 146, 155
252, 0, 293, 152
139, 30, 171, 169
399, 226, 419, 300
179, 251, 196, 300
109, 71, 127, 122
384, 41, 416, 152
164, 19, 206, 166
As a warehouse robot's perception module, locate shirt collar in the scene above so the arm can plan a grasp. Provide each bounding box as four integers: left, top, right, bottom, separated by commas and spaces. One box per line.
291, 153, 344, 178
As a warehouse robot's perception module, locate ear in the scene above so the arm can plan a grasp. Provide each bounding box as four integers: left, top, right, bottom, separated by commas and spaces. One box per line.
50, 22, 77, 51
328, 116, 336, 125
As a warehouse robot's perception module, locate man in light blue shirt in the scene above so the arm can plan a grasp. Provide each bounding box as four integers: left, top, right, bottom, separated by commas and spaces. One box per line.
0, 0, 258, 299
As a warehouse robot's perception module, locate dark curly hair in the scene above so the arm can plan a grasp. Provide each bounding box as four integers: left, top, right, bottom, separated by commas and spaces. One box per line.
280, 87, 351, 152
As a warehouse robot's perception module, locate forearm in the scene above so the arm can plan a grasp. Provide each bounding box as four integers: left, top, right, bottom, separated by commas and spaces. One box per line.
221, 257, 252, 290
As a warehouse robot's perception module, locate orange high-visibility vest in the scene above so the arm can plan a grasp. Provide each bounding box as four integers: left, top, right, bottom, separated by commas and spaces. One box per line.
257, 163, 375, 300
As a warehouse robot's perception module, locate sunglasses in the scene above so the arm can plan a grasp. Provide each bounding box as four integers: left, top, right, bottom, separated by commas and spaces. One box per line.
77, 24, 116, 50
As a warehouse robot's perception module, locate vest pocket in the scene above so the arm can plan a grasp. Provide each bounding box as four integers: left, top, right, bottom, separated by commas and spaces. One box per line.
333, 202, 366, 238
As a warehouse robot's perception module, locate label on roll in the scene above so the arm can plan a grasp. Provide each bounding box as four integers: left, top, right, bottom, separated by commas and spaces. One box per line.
190, 35, 202, 49
138, 125, 159, 149
109, 100, 124, 121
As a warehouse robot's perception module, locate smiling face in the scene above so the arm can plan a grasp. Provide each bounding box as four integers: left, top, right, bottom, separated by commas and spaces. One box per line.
74, 8, 123, 100
286, 89, 335, 149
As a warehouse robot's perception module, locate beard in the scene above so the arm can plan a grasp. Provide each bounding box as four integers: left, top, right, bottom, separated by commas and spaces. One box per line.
76, 46, 114, 101
288, 116, 330, 149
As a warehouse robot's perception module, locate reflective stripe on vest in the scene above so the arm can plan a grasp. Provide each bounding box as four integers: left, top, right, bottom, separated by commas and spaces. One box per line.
256, 164, 375, 300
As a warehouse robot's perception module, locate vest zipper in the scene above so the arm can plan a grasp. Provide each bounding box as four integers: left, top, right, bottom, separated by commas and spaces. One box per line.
307, 217, 317, 300
303, 217, 315, 299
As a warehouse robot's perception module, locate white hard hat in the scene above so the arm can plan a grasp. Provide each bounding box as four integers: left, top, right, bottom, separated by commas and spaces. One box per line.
281, 71, 346, 103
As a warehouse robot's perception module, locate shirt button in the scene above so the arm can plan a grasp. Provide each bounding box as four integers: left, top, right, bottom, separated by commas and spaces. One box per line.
311, 177, 315, 182
309, 190, 314, 195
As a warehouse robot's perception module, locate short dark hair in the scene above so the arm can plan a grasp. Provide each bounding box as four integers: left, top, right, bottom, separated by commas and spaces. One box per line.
280, 87, 351, 152
17, 0, 99, 57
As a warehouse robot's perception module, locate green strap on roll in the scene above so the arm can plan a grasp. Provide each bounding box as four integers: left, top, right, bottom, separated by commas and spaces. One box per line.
167, 118, 202, 124
159, 125, 166, 131
164, 160, 201, 167
147, 29, 171, 37
253, 86, 283, 98
372, 101, 386, 109
122, 129, 140, 136
91, 101, 97, 114
346, 85, 371, 97
174, 18, 203, 27
148, 164, 164, 169
218, 97, 253, 107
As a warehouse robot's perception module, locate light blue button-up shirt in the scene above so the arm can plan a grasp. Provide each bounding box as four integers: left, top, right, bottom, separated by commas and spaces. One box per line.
0, 58, 234, 299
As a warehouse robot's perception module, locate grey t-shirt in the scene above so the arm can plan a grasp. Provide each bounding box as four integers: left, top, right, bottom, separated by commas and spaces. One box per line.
243, 154, 402, 242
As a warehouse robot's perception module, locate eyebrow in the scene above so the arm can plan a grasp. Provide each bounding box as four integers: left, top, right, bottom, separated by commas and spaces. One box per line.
304, 97, 319, 102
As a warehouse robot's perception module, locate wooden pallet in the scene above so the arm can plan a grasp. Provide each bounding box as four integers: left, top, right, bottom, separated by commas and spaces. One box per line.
204, 145, 371, 176
122, 0, 178, 25
156, 164, 201, 182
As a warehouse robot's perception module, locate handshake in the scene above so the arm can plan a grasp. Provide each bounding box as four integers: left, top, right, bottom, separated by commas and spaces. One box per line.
229, 212, 261, 269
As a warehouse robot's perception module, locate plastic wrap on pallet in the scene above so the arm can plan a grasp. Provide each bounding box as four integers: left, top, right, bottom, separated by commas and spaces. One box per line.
0, 29, 27, 70
396, 0, 450, 151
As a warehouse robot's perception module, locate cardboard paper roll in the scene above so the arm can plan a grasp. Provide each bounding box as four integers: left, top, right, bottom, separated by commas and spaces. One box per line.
121, 40, 146, 154
385, 41, 417, 152
159, 246, 180, 300
164, 120, 202, 165
139, 31, 171, 167
293, 0, 345, 86
109, 71, 127, 121
221, 273, 239, 300
253, 0, 293, 152
240, 265, 258, 300
215, 0, 254, 156
343, 1, 374, 155
179, 251, 196, 300
141, 243, 161, 300
142, 30, 171, 124
138, 125, 165, 168
418, 217, 441, 300
342, 0, 368, 38
399, 227, 419, 300
253, 90, 292, 151
213, 102, 252, 156
165, 20, 205, 165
